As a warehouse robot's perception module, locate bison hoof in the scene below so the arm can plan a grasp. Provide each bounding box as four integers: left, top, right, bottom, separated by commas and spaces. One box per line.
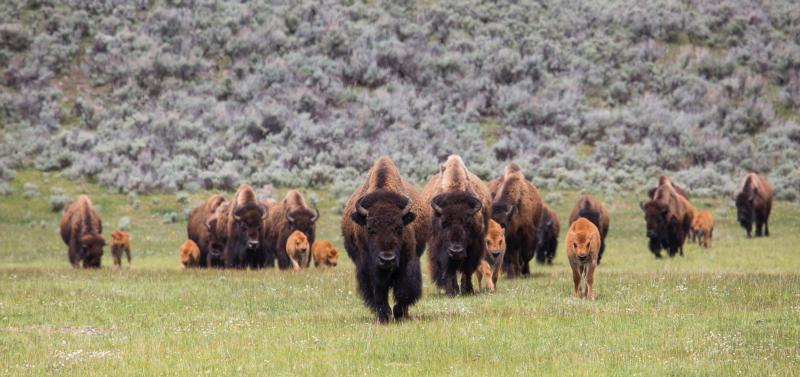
393, 304, 408, 320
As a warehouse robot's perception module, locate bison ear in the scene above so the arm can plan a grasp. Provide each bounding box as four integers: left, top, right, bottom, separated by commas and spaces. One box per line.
351, 212, 367, 226
402, 211, 416, 226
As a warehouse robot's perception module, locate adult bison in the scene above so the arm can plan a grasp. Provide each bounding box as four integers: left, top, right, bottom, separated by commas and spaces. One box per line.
263, 190, 319, 270
734, 173, 774, 238
421, 155, 491, 296
535, 204, 560, 265
60, 195, 105, 268
568, 195, 610, 264
187, 194, 226, 268
341, 156, 431, 323
641, 184, 693, 258
205, 201, 230, 268
223, 184, 267, 269
490, 163, 543, 278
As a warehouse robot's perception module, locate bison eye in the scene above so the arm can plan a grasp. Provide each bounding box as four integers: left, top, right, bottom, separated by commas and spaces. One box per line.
572, 242, 577, 249
394, 226, 402, 235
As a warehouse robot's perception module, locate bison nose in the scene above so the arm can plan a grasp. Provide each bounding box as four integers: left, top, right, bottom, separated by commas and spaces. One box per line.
490, 251, 502, 258
577, 254, 589, 262
646, 230, 657, 238
378, 253, 396, 264
248, 239, 259, 248
448, 245, 465, 259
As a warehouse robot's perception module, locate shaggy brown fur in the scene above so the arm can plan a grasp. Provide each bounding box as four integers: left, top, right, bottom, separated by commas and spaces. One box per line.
187, 194, 226, 268
312, 240, 339, 267
475, 219, 505, 292
641, 184, 694, 258
568, 195, 610, 263
421, 155, 492, 296
490, 163, 543, 277
224, 184, 267, 269
179, 239, 201, 269
263, 190, 320, 270
647, 175, 689, 200
285, 230, 311, 271
487, 176, 503, 199
60, 195, 105, 268
565, 218, 601, 300
341, 156, 429, 323
734, 173, 774, 238
205, 202, 230, 268
110, 230, 131, 269
692, 211, 714, 248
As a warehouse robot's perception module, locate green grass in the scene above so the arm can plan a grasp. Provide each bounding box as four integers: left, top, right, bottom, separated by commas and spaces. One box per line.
1, 171, 799, 376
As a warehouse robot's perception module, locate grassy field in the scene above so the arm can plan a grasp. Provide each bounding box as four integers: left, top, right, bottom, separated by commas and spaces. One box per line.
1, 171, 799, 376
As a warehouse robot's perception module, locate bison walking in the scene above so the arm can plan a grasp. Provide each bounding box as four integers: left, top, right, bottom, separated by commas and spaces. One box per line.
422, 155, 491, 296
641, 184, 693, 258
734, 173, 773, 238
568, 195, 610, 264
490, 164, 543, 278
60, 195, 105, 268
341, 156, 430, 323
224, 184, 267, 269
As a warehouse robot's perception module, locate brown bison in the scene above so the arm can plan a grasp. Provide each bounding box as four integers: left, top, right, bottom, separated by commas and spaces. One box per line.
224, 184, 268, 269
313, 240, 339, 267
179, 239, 201, 269
734, 173, 773, 238
647, 176, 689, 200
205, 201, 230, 268
568, 195, 610, 264
285, 230, 311, 271
490, 164, 543, 278
187, 194, 226, 268
692, 211, 714, 248
341, 156, 430, 323
263, 190, 319, 270
535, 204, 560, 265
422, 155, 492, 296
60, 195, 105, 268
110, 230, 131, 269
565, 217, 600, 300
641, 184, 694, 258
475, 219, 505, 292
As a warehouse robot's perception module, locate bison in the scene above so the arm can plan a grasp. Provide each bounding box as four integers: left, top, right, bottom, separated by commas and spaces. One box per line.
641, 184, 693, 258
263, 190, 319, 270
475, 219, 505, 292
692, 211, 714, 248
110, 230, 131, 269
565, 217, 600, 300
422, 155, 491, 296
568, 195, 610, 264
60, 195, 105, 268
224, 184, 268, 269
187, 194, 226, 268
313, 240, 339, 267
734, 173, 773, 238
341, 156, 431, 323
285, 230, 310, 271
205, 201, 230, 268
535, 204, 560, 265
490, 163, 543, 278
179, 239, 201, 269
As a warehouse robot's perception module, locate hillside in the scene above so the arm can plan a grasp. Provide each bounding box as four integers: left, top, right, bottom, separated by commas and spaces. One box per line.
1, 0, 799, 202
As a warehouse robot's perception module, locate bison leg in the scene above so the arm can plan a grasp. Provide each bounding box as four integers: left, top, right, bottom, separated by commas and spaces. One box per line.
586, 264, 596, 300
597, 239, 606, 265
373, 283, 392, 324
460, 271, 474, 295
444, 271, 459, 297
392, 258, 421, 321
571, 267, 581, 298
68, 243, 81, 269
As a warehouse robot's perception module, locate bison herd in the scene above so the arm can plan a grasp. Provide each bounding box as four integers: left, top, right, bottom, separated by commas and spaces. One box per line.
59, 156, 775, 323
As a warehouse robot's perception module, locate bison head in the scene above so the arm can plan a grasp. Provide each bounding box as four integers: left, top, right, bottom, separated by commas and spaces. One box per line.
285, 206, 319, 244
233, 204, 267, 249
205, 215, 224, 257
485, 219, 505, 265
351, 190, 415, 271
80, 234, 105, 268
431, 192, 482, 261
569, 231, 594, 264
735, 189, 756, 235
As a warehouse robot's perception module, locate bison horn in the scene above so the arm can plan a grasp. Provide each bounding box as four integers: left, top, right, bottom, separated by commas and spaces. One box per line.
233, 213, 241, 222
311, 206, 320, 222
400, 197, 413, 216
356, 198, 369, 217
285, 210, 295, 224
431, 199, 443, 215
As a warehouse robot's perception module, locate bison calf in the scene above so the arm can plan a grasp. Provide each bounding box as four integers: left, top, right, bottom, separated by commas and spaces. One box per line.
179, 239, 201, 269
566, 217, 601, 300
312, 240, 339, 267
110, 230, 131, 269
692, 211, 714, 248
285, 230, 310, 271
475, 219, 505, 292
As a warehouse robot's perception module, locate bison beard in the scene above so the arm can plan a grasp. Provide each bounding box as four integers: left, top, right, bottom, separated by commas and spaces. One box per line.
347, 191, 420, 323
429, 192, 484, 296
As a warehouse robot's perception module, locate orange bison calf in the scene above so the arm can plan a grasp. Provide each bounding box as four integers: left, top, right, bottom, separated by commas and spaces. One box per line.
565, 218, 601, 300
60, 195, 105, 268
179, 239, 201, 269
110, 230, 131, 269
285, 230, 311, 271
312, 240, 339, 267
692, 211, 714, 248
475, 219, 505, 292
